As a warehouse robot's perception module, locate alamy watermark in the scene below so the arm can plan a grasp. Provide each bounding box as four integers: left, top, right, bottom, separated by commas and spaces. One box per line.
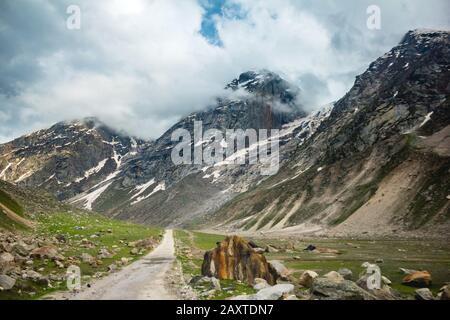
66, 265, 81, 291
171, 121, 279, 176
367, 5, 381, 30
66, 4, 81, 30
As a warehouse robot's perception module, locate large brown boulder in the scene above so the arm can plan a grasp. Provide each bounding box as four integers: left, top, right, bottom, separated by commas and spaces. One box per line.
402, 271, 432, 288
201, 236, 278, 285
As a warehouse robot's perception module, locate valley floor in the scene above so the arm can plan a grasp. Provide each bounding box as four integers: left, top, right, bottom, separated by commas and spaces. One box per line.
177, 230, 450, 298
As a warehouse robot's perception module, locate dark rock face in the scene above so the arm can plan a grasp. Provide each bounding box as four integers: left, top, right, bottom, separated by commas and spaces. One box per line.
201, 236, 278, 285
0, 118, 145, 203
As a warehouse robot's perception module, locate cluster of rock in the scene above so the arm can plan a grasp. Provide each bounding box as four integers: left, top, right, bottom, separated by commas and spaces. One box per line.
0, 230, 158, 295
0, 231, 67, 294
198, 236, 450, 300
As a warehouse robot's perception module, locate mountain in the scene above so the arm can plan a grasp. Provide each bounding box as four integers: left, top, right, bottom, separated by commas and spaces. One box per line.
0, 118, 146, 204
209, 29, 450, 237
0, 30, 448, 237
78, 70, 311, 225
0, 70, 314, 226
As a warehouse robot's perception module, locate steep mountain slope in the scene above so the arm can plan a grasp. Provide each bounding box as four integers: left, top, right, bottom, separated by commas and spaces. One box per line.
0, 118, 145, 203
91, 70, 312, 225
209, 30, 450, 237
0, 179, 71, 230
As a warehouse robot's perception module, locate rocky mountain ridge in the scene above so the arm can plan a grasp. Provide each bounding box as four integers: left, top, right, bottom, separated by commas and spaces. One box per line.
0, 29, 449, 237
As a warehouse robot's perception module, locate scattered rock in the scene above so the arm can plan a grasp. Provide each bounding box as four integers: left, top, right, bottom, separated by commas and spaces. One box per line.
338, 268, 353, 280
97, 248, 113, 259
310, 278, 376, 300
107, 264, 117, 273
201, 236, 278, 285
231, 284, 294, 300
55, 234, 66, 243
13, 243, 32, 256
438, 284, 450, 300
0, 252, 15, 264
255, 284, 294, 300
298, 270, 318, 288
382, 276, 392, 285
303, 245, 316, 252
324, 271, 345, 283
415, 288, 434, 300
0, 275, 16, 290
31, 246, 58, 260
265, 245, 279, 253
402, 271, 432, 288
81, 253, 95, 264
253, 278, 270, 291
268, 260, 290, 280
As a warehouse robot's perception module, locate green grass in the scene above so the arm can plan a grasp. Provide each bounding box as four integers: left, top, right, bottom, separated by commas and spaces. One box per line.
0, 212, 163, 300
192, 232, 224, 250
254, 237, 450, 297
0, 189, 24, 216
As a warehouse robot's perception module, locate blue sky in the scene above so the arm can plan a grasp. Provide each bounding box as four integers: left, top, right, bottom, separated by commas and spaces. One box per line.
0, 0, 449, 142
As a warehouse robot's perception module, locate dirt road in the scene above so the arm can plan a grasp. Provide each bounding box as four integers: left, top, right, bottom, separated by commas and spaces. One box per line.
52, 229, 178, 300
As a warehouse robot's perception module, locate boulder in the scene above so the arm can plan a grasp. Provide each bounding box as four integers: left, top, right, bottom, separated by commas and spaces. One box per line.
201, 236, 278, 285
402, 271, 432, 288
31, 246, 58, 260
231, 284, 294, 300
253, 278, 270, 291
254, 284, 294, 300
190, 276, 221, 291
298, 270, 318, 288
268, 260, 290, 280
265, 245, 279, 253
107, 264, 117, 272
0, 275, 16, 290
310, 278, 376, 300
438, 284, 450, 300
12, 242, 32, 257
0, 252, 14, 264
356, 274, 399, 300
324, 271, 345, 283
81, 253, 95, 264
0, 252, 15, 273
338, 268, 353, 280
97, 248, 113, 259
303, 245, 316, 251
415, 288, 434, 300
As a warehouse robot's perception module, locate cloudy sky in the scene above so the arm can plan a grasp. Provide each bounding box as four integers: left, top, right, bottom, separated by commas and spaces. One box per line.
0, 0, 449, 142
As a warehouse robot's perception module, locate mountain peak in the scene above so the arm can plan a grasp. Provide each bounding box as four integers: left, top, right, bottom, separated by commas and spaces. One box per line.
225, 69, 301, 107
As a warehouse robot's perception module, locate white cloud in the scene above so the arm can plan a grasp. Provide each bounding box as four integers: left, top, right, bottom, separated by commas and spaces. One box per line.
0, 0, 449, 142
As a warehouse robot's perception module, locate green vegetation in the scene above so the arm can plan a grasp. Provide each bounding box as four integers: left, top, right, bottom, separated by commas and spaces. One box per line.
0, 211, 162, 300
0, 189, 24, 216
255, 237, 450, 297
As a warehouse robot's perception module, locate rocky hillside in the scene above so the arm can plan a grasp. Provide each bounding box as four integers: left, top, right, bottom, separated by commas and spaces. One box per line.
209, 30, 450, 237
55, 70, 314, 226
0, 118, 146, 204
